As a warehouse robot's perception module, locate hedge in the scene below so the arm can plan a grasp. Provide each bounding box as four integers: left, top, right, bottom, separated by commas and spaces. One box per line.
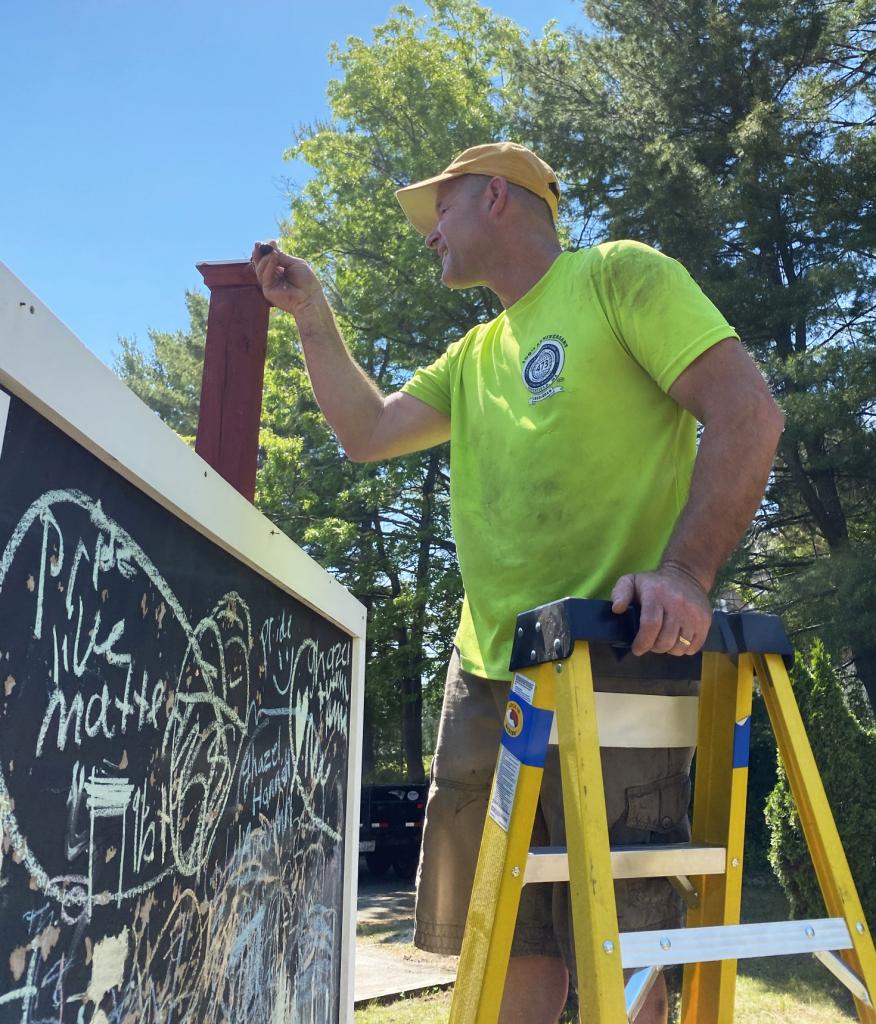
764, 642, 876, 926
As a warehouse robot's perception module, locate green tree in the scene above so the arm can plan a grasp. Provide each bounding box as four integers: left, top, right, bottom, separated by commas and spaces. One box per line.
115, 290, 207, 442
765, 642, 876, 924
116, 284, 458, 781
257, 0, 526, 780
256, 314, 460, 780
112, 3, 530, 779
114, 2, 528, 781
509, 0, 876, 710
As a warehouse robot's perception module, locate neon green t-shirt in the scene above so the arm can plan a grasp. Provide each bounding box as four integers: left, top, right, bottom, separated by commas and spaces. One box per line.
401, 241, 738, 680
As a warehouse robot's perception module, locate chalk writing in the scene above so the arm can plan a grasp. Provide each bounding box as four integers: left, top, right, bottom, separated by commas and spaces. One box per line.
0, 416, 353, 1024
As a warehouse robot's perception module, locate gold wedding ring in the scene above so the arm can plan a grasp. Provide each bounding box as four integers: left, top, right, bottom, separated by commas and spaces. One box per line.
677, 634, 692, 648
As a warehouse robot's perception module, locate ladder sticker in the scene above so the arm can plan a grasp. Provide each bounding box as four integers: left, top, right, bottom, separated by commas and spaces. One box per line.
489, 745, 520, 832
501, 690, 554, 768
511, 672, 537, 705
488, 679, 554, 832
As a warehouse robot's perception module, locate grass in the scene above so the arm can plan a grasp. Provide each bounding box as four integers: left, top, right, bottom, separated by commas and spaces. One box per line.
354, 870, 860, 1023
357, 919, 413, 943
731, 872, 856, 1023
734, 974, 854, 1024
356, 989, 453, 1024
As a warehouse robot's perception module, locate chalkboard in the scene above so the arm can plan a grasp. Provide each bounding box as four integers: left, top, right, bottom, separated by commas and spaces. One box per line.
0, 264, 366, 1024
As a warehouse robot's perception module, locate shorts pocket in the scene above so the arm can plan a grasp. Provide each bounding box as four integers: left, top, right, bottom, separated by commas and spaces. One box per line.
619, 772, 691, 842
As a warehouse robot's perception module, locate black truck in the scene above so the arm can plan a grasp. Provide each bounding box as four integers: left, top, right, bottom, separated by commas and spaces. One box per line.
358, 782, 428, 879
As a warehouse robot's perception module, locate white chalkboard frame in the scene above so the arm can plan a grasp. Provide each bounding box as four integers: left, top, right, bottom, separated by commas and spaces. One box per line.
0, 261, 367, 1022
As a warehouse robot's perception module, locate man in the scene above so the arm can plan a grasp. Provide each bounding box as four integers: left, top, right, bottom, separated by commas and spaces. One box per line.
253, 142, 784, 1023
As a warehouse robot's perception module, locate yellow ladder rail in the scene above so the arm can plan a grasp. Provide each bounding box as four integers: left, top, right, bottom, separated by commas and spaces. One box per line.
754, 652, 876, 1024
680, 651, 753, 1023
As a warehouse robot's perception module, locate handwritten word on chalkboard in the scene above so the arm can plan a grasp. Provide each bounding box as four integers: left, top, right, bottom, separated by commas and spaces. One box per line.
0, 393, 355, 1022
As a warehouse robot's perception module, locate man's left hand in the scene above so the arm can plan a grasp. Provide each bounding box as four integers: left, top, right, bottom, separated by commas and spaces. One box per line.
611, 566, 712, 656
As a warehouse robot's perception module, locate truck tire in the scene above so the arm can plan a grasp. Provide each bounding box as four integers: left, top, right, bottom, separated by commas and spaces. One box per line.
392, 850, 419, 881
365, 850, 392, 877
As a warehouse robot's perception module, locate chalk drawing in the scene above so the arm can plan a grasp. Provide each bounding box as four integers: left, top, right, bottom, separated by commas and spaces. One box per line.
0, 485, 353, 1022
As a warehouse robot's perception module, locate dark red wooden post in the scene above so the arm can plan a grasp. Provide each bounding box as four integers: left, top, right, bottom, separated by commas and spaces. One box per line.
195, 260, 270, 501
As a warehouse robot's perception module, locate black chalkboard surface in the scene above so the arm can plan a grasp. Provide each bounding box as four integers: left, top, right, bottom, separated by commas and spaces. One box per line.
0, 390, 354, 1023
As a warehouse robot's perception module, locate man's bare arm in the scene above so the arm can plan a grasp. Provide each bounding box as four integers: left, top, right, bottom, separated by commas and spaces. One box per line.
612, 338, 785, 655
252, 242, 450, 461
662, 338, 784, 591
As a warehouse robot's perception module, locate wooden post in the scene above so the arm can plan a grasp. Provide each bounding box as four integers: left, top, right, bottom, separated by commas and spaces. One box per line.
195, 260, 270, 501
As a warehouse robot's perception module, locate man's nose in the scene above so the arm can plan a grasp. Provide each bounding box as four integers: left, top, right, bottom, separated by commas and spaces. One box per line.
425, 227, 441, 250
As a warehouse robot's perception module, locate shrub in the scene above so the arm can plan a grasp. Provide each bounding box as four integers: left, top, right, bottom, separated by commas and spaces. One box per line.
764, 642, 876, 925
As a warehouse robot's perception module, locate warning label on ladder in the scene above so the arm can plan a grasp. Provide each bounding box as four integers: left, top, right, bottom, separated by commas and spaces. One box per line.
488, 675, 554, 832
511, 672, 536, 705
489, 745, 520, 832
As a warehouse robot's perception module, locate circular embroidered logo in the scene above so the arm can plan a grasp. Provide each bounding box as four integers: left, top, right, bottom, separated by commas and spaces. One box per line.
505, 700, 524, 738
522, 335, 566, 403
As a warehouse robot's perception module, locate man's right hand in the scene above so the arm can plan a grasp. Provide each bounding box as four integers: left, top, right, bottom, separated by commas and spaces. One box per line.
249, 239, 450, 463
251, 241, 324, 317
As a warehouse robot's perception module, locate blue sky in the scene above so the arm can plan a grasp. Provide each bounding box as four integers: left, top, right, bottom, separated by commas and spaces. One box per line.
1, 0, 588, 367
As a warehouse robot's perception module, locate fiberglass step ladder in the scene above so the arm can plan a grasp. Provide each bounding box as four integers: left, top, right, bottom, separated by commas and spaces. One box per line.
448, 598, 876, 1023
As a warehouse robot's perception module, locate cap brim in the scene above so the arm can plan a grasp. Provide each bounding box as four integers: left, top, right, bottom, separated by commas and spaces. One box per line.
395, 171, 456, 235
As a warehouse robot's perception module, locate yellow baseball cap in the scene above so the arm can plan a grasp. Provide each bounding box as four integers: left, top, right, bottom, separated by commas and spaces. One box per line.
395, 142, 560, 235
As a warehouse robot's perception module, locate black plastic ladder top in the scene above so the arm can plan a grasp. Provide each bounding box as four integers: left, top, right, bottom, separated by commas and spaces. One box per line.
508, 597, 794, 672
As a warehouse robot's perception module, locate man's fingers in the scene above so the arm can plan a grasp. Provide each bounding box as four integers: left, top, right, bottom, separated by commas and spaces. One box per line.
683, 616, 712, 655
611, 574, 635, 613
263, 260, 281, 295
667, 611, 711, 656
680, 629, 704, 655
652, 616, 685, 655
667, 630, 702, 656
263, 242, 299, 269
631, 602, 663, 656
252, 242, 291, 276
614, 567, 713, 657
650, 609, 710, 656
251, 242, 275, 286
254, 248, 296, 298
252, 241, 274, 263
613, 573, 668, 654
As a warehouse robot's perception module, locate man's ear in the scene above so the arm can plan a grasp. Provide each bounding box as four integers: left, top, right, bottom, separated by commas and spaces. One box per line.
486, 176, 509, 220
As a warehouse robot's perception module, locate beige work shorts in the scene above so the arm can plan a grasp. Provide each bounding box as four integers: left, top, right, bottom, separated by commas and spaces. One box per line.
414, 647, 698, 973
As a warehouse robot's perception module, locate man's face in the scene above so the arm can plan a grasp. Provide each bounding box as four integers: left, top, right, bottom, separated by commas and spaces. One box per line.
425, 177, 489, 289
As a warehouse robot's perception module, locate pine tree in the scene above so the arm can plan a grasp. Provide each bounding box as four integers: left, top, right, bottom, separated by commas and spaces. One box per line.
510, 0, 876, 710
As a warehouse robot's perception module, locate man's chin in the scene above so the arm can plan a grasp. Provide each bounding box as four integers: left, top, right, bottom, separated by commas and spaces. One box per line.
441, 267, 484, 290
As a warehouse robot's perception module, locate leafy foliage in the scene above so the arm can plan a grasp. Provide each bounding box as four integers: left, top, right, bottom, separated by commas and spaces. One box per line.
508, 0, 876, 710
115, 291, 207, 442
765, 642, 876, 925
257, 0, 528, 779
117, 0, 876, 792
116, 1, 528, 781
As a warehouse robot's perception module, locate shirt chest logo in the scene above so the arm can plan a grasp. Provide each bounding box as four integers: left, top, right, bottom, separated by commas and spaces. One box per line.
522, 334, 567, 404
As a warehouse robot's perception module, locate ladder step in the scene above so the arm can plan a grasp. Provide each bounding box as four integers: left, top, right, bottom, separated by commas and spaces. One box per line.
620, 917, 852, 969
524, 844, 726, 884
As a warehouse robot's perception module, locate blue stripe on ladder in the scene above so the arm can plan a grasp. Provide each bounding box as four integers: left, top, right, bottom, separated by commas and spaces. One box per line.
732, 716, 752, 769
